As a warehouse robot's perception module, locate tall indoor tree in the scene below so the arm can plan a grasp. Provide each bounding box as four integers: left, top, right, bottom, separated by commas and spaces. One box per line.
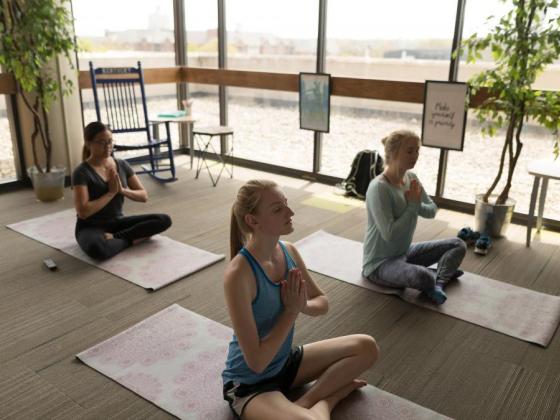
0, 0, 76, 173
460, 0, 560, 205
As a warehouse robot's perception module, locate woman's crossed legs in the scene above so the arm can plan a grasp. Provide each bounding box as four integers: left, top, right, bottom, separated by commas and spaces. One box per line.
76, 213, 172, 260
370, 237, 467, 292
243, 334, 378, 420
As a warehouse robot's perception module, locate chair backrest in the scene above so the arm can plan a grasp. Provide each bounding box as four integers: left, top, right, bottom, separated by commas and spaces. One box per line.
89, 61, 151, 137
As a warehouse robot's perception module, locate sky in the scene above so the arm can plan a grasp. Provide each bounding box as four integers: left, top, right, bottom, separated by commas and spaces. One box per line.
73, 0, 512, 40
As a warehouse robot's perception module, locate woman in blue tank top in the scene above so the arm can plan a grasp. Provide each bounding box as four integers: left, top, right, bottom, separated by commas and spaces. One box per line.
222, 179, 379, 419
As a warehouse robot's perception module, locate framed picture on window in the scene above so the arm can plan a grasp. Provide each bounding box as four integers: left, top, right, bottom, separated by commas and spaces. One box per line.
421, 80, 469, 151
299, 72, 331, 133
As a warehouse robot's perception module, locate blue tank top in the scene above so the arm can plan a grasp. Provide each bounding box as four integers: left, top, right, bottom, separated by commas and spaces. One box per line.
222, 241, 297, 385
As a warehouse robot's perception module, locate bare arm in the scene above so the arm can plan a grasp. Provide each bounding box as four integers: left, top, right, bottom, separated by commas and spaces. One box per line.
224, 257, 302, 374
285, 242, 328, 316
120, 174, 148, 202
73, 184, 117, 220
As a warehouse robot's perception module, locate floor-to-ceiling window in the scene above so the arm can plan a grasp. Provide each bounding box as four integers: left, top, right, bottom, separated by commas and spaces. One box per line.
225, 0, 318, 171
73, 0, 179, 152
0, 95, 18, 182
185, 0, 220, 127
67, 1, 560, 223
321, 0, 457, 195
448, 0, 560, 219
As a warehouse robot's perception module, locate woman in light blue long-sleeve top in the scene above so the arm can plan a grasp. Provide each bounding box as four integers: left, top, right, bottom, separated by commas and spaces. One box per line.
362, 130, 466, 305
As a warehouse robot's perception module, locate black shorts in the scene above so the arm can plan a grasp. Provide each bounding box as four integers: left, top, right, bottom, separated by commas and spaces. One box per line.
223, 345, 304, 418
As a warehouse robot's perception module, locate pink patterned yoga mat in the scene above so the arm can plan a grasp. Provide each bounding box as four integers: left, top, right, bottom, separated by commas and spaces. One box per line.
77, 304, 450, 420
6, 209, 224, 291
295, 230, 560, 347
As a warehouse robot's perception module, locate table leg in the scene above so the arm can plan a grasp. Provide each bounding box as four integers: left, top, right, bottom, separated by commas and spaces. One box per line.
152, 124, 160, 170
178, 123, 187, 149
230, 133, 234, 178
188, 123, 194, 170
536, 177, 548, 233
526, 176, 541, 247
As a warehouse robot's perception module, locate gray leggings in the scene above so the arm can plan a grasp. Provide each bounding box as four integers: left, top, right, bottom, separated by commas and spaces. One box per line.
368, 238, 466, 292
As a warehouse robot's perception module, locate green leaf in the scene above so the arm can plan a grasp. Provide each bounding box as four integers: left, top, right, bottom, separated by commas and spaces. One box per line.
464, 0, 560, 200
0, 0, 76, 172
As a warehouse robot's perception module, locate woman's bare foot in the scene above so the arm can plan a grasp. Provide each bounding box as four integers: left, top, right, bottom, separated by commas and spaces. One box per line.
328, 379, 367, 404
305, 379, 367, 418
295, 378, 367, 410
322, 379, 367, 413
132, 237, 149, 245
104, 232, 114, 241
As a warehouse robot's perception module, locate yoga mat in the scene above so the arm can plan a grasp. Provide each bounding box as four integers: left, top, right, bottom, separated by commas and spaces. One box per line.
77, 304, 450, 420
295, 230, 560, 347
302, 196, 353, 213
302, 193, 363, 214
7, 209, 224, 291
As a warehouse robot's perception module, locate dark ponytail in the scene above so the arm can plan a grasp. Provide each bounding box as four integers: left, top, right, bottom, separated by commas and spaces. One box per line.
82, 121, 109, 160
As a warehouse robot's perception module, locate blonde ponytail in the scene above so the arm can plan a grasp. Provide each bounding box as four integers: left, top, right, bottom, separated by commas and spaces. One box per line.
230, 207, 246, 259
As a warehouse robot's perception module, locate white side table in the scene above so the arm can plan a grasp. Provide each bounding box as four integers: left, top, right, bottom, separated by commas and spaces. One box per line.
193, 126, 234, 187
149, 115, 197, 169
526, 159, 560, 247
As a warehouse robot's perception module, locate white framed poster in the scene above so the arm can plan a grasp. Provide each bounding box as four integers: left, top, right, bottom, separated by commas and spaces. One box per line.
299, 72, 331, 133
421, 80, 469, 151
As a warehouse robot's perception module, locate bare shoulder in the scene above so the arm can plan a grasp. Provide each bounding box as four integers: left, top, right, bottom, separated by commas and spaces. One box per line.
282, 241, 305, 266
224, 253, 254, 293
282, 241, 297, 253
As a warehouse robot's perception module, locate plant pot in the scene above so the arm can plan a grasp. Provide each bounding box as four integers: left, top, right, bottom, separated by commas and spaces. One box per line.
27, 166, 66, 202
474, 194, 516, 238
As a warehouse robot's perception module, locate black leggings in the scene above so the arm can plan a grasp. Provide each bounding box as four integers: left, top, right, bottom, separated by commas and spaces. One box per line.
75, 214, 172, 261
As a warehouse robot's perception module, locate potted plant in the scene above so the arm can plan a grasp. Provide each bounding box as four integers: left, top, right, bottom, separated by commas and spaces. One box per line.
0, 0, 76, 201
458, 0, 560, 236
